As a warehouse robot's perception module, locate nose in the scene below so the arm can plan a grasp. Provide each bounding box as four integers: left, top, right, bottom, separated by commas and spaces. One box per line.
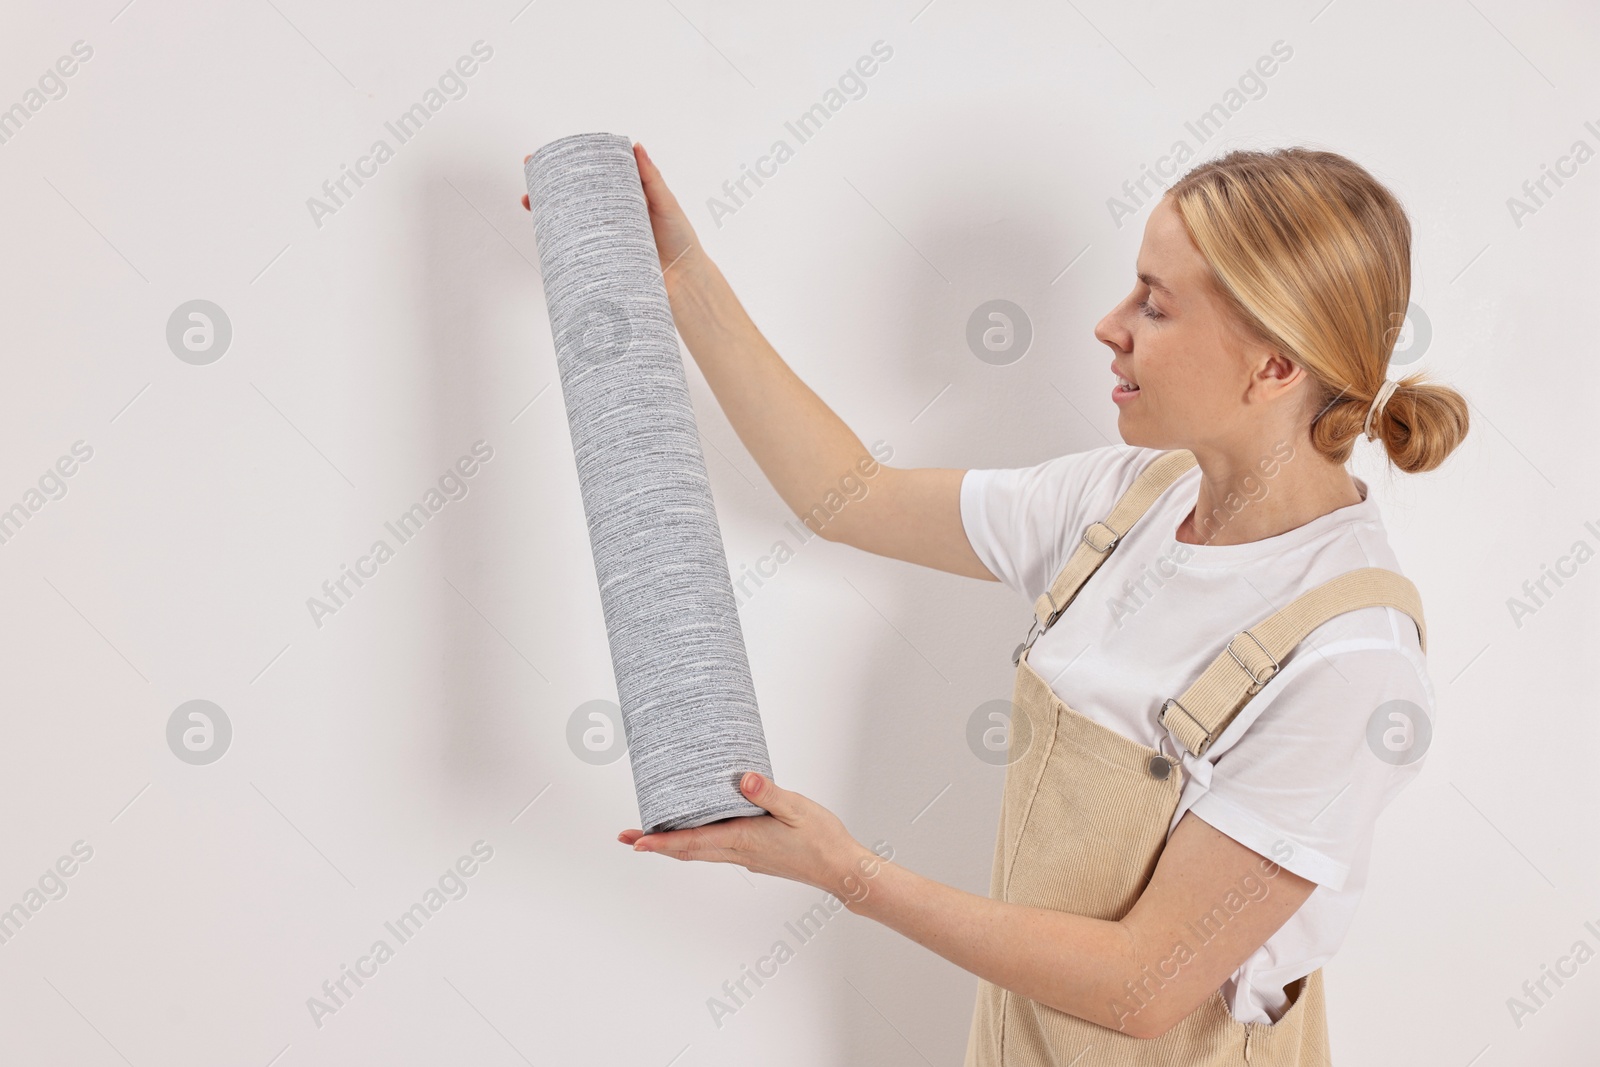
1094, 300, 1131, 354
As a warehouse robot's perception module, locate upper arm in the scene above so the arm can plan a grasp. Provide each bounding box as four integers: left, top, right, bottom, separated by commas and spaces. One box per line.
820, 464, 999, 581
1113, 812, 1317, 1040
820, 445, 1151, 590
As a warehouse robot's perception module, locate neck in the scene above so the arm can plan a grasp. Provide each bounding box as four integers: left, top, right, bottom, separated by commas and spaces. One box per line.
1174, 441, 1362, 547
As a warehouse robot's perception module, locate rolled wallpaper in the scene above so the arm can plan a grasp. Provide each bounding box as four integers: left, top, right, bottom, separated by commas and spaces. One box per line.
524, 132, 772, 834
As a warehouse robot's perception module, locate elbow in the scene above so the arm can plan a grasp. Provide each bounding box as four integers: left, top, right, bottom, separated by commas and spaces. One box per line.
801, 459, 896, 548
1107, 985, 1216, 1040
808, 514, 844, 544
1054, 996, 1174, 1041
1099, 931, 1186, 1040
1102, 978, 1196, 1040
1120, 1012, 1179, 1042
804, 502, 865, 547
1101, 1002, 1178, 1041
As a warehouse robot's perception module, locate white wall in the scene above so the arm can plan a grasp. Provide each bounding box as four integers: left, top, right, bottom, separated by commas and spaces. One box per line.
1, 0, 1595, 1063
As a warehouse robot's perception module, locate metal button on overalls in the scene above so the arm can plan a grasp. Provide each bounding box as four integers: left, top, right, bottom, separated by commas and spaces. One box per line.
963, 449, 1428, 1066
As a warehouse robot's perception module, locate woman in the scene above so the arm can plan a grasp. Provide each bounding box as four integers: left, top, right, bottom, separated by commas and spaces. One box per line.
525, 145, 1469, 1061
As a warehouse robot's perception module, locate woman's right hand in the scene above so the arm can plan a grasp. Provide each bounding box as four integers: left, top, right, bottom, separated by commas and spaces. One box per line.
632, 142, 705, 289
520, 142, 705, 290
516, 145, 990, 581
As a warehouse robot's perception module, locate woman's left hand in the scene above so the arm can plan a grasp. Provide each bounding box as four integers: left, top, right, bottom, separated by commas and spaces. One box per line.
619, 772, 879, 898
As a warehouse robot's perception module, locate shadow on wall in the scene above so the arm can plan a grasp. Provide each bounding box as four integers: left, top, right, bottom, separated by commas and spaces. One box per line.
412, 162, 556, 817
829, 558, 1016, 1062
798, 197, 1087, 1060
677, 198, 1080, 1058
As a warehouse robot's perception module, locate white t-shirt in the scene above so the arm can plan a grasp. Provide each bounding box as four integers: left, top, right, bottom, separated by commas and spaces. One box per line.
959, 442, 1436, 1026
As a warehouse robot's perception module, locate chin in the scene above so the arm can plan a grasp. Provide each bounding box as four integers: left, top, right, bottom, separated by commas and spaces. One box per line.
1117, 421, 1181, 452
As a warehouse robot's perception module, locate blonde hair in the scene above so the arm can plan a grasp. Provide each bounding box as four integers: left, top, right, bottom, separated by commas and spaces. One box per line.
1165, 147, 1468, 474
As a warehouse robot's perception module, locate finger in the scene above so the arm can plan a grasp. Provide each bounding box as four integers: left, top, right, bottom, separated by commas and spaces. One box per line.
520, 193, 530, 211
740, 772, 802, 823
633, 142, 684, 215
617, 829, 645, 845
523, 153, 531, 164
633, 825, 736, 853
649, 848, 738, 865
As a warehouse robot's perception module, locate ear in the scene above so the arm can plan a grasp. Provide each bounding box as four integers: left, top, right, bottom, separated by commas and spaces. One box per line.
1246, 347, 1303, 404
1261, 348, 1300, 383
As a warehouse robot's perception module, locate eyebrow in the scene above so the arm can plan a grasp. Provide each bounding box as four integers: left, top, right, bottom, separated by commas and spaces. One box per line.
1138, 271, 1172, 294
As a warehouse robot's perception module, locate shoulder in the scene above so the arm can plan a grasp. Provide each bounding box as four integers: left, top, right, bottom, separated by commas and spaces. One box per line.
1220, 542, 1435, 767
1203, 505, 1435, 757
1288, 519, 1429, 683
1281, 588, 1436, 751
1193, 599, 1435, 889
961, 443, 1169, 601
962, 442, 1167, 522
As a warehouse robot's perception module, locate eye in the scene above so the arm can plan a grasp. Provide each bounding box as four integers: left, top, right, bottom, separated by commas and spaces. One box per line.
1138, 297, 1164, 321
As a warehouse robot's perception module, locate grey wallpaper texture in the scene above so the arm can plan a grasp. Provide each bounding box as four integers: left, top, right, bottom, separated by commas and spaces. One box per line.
524, 132, 773, 834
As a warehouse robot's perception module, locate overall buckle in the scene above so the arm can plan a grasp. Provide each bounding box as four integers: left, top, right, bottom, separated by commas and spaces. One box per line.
1226, 629, 1280, 687
1014, 587, 1068, 665
1159, 697, 1217, 756
1082, 520, 1120, 553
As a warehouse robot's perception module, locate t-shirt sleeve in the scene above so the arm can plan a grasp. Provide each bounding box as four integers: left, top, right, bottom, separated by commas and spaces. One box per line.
959, 443, 1153, 603
1186, 637, 1435, 891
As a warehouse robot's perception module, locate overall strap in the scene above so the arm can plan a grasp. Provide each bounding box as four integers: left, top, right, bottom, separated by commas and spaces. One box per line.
1159, 567, 1428, 758
1030, 449, 1197, 630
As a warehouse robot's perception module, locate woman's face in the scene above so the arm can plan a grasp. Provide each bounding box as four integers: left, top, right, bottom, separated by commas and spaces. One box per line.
1094, 197, 1300, 453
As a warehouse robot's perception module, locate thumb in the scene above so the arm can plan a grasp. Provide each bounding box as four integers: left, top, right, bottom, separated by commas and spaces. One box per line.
634, 142, 687, 219
741, 772, 799, 821
633, 142, 700, 265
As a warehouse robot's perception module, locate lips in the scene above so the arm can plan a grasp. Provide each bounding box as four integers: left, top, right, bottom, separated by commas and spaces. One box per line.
1110, 360, 1140, 392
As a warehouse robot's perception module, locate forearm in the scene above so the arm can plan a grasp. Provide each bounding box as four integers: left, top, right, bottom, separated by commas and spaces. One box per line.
667, 257, 881, 537
845, 855, 1142, 1035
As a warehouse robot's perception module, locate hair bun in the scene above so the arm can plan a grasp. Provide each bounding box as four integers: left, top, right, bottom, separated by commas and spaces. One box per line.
1361, 374, 1470, 473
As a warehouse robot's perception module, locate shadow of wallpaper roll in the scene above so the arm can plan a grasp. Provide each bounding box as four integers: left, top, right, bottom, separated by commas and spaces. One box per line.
524, 132, 772, 834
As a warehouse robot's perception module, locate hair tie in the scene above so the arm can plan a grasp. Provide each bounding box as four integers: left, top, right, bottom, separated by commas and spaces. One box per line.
1363, 378, 1400, 441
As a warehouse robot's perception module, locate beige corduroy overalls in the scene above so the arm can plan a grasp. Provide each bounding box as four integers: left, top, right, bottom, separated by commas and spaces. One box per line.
963, 448, 1428, 1066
